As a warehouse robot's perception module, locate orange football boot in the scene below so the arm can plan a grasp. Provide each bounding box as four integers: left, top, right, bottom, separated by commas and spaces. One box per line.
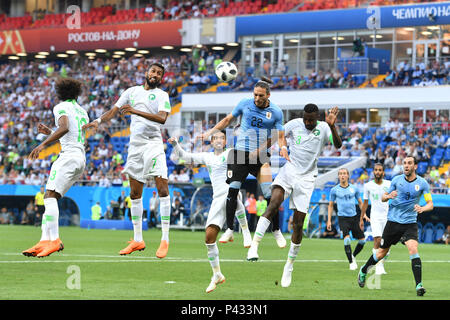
156, 240, 169, 259
22, 240, 50, 257
119, 240, 146, 255
36, 238, 64, 258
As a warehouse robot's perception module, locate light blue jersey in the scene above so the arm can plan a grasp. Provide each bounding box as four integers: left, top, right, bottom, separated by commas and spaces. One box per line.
387, 174, 431, 224
231, 98, 284, 152
330, 184, 360, 217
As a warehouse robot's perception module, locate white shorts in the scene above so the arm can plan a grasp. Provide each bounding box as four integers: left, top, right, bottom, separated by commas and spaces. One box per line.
206, 192, 245, 229
46, 151, 85, 197
123, 141, 168, 183
272, 161, 316, 213
370, 219, 387, 238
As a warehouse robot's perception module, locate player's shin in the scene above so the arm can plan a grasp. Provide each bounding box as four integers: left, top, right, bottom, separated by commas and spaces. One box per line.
253, 216, 271, 245
160, 196, 171, 242
343, 237, 353, 263
44, 198, 59, 241
205, 242, 221, 275
287, 241, 301, 265
225, 185, 240, 231
353, 239, 366, 257
410, 253, 422, 286
131, 198, 143, 242
361, 252, 379, 274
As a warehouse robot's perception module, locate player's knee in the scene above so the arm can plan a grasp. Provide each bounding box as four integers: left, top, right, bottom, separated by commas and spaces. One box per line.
130, 190, 142, 199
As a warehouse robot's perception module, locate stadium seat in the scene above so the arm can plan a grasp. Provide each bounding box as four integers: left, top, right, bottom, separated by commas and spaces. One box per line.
434, 223, 445, 242
417, 222, 423, 242
422, 222, 434, 243
417, 162, 428, 175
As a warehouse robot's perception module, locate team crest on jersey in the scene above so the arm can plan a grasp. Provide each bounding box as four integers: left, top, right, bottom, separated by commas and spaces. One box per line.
227, 170, 233, 178
312, 128, 320, 136
266, 112, 272, 119
149, 94, 156, 101
349, 188, 354, 194
415, 184, 420, 191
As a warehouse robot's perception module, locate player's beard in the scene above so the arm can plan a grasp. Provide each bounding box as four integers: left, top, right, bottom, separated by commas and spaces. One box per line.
146, 76, 160, 89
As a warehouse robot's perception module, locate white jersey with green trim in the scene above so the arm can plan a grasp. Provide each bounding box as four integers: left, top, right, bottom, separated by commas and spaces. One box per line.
363, 179, 391, 221
174, 144, 230, 198
284, 118, 333, 175
53, 100, 89, 153
115, 85, 171, 144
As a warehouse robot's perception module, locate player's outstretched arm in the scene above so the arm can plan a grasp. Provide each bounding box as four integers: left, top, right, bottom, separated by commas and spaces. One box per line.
197, 113, 235, 142
82, 106, 120, 133
382, 190, 397, 202
29, 116, 69, 160
168, 137, 206, 165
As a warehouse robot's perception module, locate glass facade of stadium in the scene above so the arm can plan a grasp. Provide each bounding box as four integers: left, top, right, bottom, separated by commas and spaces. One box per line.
181, 24, 450, 130
239, 26, 450, 81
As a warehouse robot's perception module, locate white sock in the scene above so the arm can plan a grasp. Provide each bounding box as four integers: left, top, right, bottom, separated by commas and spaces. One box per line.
40, 210, 50, 241
160, 196, 170, 242
43, 198, 59, 241
131, 198, 143, 242
206, 242, 221, 275
253, 216, 271, 245
236, 211, 249, 231
287, 241, 301, 265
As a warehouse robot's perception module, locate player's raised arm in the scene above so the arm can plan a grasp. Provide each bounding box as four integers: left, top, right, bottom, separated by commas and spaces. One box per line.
121, 106, 169, 124
382, 179, 398, 202
198, 113, 235, 141
325, 106, 342, 149
168, 137, 206, 165
29, 116, 69, 160
82, 104, 120, 133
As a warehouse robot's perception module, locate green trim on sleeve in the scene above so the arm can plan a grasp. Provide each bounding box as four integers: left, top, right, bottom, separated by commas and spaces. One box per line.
329, 134, 334, 145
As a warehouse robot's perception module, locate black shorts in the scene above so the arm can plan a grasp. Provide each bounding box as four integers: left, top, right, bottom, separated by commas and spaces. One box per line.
225, 149, 270, 184
338, 215, 365, 239
380, 221, 418, 249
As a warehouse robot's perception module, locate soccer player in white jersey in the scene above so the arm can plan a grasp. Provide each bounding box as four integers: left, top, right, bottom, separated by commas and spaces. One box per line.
82, 63, 171, 258
168, 130, 252, 293
246, 104, 342, 288
23, 78, 88, 258
361, 163, 391, 275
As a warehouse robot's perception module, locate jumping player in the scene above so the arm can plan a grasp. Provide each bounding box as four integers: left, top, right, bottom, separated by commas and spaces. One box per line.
198, 78, 286, 248
169, 130, 252, 293
82, 63, 171, 258
23, 78, 88, 258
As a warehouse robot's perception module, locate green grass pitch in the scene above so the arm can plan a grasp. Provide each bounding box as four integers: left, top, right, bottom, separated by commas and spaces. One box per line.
1, 225, 449, 300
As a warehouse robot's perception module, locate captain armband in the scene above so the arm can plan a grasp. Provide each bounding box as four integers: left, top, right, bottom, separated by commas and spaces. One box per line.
424, 193, 432, 202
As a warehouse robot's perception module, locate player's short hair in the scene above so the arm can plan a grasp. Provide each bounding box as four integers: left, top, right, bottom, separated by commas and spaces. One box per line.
304, 103, 319, 113
404, 155, 418, 164
254, 76, 273, 94
374, 163, 384, 170
149, 62, 165, 77
55, 77, 82, 101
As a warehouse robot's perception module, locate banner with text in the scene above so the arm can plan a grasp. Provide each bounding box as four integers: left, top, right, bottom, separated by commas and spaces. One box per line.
0, 20, 182, 55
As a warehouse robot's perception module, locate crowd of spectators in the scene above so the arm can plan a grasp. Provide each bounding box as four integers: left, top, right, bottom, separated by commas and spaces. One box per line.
316, 116, 450, 194
0, 50, 449, 194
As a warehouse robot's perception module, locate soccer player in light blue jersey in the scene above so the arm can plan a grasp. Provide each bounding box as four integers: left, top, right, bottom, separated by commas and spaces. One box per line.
199, 78, 288, 248
328, 168, 366, 270
358, 155, 434, 296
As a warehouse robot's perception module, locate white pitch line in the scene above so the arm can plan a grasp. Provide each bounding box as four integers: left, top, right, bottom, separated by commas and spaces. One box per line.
0, 253, 449, 264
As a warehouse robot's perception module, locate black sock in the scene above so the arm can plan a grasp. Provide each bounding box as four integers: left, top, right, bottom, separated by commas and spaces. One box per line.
344, 245, 353, 263
362, 254, 378, 273
225, 188, 239, 230
353, 242, 365, 257
411, 257, 422, 286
